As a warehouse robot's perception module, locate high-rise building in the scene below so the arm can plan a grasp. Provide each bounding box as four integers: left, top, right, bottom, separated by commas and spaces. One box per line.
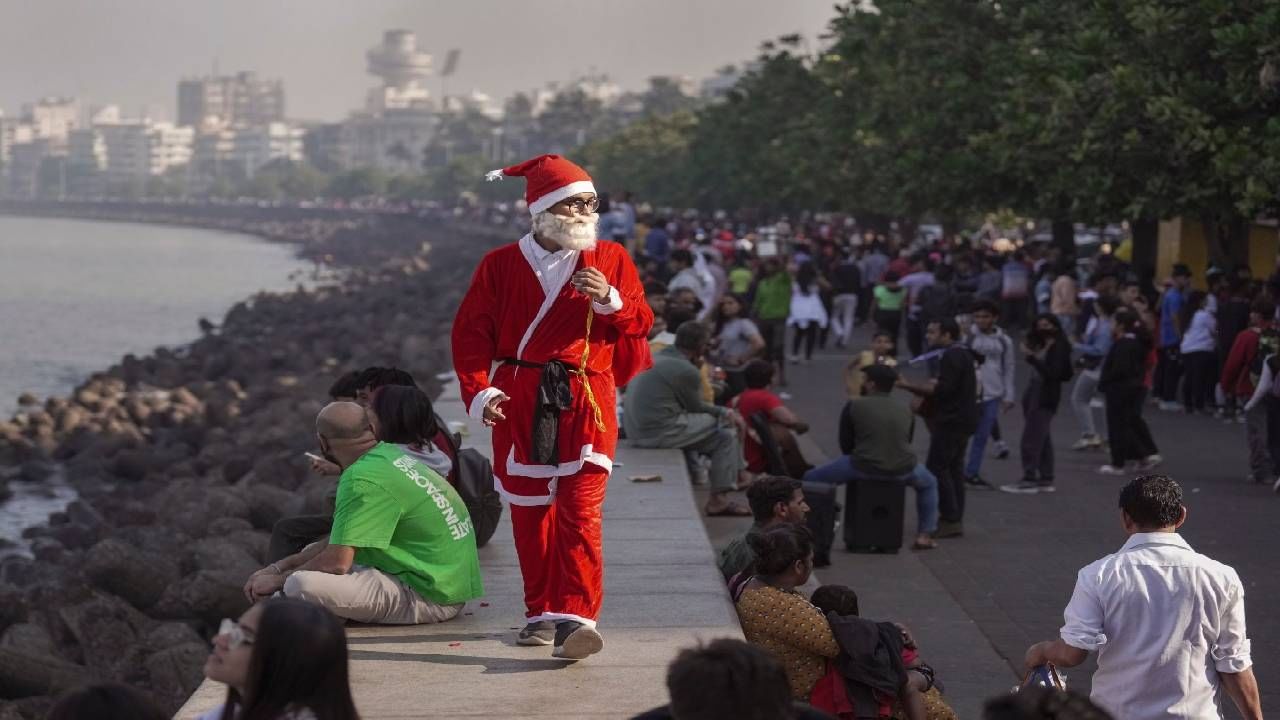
177, 71, 285, 128
62, 112, 195, 193
6, 138, 52, 198
365, 29, 432, 112
24, 97, 79, 143
67, 128, 108, 196
324, 29, 439, 173
192, 122, 303, 179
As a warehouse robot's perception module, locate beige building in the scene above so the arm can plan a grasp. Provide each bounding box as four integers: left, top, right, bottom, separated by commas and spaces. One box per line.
177, 71, 285, 128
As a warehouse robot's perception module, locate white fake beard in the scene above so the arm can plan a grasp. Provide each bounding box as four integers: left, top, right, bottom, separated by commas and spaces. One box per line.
533, 211, 599, 251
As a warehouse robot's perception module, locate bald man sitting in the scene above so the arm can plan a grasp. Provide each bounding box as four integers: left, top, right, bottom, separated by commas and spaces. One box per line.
242, 402, 485, 624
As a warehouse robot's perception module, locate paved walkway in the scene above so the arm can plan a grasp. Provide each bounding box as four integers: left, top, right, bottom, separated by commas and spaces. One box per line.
746, 322, 1277, 718
178, 381, 741, 719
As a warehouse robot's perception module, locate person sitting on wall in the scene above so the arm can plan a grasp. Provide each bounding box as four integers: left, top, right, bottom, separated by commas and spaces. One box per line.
244, 401, 483, 624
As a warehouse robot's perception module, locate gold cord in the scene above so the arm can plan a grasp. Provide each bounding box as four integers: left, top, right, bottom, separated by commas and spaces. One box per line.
572, 305, 607, 432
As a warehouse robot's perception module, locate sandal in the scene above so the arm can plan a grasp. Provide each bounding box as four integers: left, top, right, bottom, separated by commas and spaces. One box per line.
706, 500, 752, 517
911, 539, 939, 551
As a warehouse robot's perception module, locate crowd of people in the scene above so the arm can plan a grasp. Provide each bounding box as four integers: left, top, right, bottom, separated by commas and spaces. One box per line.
33, 155, 1269, 718
596, 192, 1268, 718
619, 207, 1280, 530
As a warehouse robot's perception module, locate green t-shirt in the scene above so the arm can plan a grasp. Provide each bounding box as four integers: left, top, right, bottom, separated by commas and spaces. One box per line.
753, 273, 792, 320
874, 284, 906, 311
329, 443, 484, 605
728, 266, 754, 295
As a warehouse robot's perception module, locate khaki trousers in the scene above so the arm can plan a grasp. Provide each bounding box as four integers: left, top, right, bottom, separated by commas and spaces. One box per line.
283, 565, 463, 625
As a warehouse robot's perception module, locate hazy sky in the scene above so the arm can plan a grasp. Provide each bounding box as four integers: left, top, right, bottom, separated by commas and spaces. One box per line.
0, 1, 836, 122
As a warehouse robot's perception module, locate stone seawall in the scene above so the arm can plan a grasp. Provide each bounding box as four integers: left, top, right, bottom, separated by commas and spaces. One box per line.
0, 202, 507, 718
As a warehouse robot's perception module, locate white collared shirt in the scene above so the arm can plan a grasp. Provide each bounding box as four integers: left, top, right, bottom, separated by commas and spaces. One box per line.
521, 233, 581, 298
518, 234, 621, 311
1060, 532, 1252, 720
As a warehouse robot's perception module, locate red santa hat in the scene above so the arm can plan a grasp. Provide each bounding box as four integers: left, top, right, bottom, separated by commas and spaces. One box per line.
485, 154, 596, 215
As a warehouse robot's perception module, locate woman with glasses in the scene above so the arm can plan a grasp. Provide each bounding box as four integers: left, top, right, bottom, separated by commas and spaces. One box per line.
199, 597, 359, 720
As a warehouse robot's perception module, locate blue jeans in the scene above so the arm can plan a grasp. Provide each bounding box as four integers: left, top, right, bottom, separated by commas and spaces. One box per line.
803, 456, 939, 535
965, 398, 1001, 479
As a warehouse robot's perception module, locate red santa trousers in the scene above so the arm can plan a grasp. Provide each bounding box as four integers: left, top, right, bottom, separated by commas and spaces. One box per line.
502, 467, 608, 626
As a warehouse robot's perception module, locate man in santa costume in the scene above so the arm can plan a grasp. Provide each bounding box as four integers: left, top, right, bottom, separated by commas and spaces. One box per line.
451, 155, 653, 660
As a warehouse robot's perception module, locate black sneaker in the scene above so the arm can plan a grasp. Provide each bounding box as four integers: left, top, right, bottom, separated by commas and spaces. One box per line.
965, 475, 995, 491
516, 620, 556, 646
934, 521, 964, 538
552, 621, 604, 660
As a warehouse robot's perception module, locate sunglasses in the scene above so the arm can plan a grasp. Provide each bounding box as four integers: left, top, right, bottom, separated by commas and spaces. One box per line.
555, 196, 600, 215
218, 618, 256, 649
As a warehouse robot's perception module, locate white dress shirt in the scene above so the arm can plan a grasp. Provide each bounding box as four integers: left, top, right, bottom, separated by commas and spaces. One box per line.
519, 234, 621, 313
1060, 532, 1252, 720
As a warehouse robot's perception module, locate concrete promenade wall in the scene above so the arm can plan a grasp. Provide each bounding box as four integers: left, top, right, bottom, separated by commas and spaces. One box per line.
176, 381, 743, 719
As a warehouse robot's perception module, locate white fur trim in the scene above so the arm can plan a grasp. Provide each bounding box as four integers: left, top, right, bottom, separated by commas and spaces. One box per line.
528, 181, 597, 215
494, 474, 556, 506
485, 168, 505, 182
528, 612, 597, 629
515, 234, 577, 360
505, 444, 613, 479
591, 286, 622, 315
468, 387, 505, 422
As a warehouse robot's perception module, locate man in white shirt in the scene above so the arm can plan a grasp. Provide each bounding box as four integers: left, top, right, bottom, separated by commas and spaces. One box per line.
1022, 475, 1262, 720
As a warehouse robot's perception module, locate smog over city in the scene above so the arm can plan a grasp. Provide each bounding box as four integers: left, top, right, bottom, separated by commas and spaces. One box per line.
0, 0, 832, 122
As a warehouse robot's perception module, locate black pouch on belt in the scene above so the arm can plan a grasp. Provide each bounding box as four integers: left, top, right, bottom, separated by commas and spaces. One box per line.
533, 360, 573, 465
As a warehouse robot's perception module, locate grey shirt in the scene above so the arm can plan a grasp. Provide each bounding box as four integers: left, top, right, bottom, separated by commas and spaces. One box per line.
715, 318, 763, 371
840, 393, 917, 476
623, 346, 725, 440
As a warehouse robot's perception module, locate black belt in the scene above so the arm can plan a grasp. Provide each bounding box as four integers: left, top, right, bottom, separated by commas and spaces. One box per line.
499, 357, 601, 376
498, 357, 573, 465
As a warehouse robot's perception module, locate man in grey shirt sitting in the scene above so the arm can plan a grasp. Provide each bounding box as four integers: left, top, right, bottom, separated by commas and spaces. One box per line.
802, 364, 939, 550
624, 322, 751, 516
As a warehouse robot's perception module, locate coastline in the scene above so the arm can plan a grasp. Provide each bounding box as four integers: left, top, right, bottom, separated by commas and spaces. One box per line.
0, 200, 507, 717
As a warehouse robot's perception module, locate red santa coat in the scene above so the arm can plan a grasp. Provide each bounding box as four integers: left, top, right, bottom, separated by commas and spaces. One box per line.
451, 235, 652, 503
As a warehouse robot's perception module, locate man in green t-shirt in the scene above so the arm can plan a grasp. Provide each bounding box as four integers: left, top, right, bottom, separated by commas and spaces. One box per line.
243, 402, 483, 624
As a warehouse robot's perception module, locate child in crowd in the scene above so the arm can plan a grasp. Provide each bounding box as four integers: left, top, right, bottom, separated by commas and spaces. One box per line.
1242, 347, 1280, 493
810, 584, 956, 720
845, 330, 898, 398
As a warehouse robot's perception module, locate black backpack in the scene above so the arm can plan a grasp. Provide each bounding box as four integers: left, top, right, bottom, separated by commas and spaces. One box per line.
433, 415, 503, 549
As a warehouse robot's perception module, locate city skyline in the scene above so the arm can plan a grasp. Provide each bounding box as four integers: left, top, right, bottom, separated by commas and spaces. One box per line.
0, 0, 835, 122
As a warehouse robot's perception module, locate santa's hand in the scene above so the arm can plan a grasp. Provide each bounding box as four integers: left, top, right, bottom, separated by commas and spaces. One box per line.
483, 392, 510, 427
572, 268, 611, 302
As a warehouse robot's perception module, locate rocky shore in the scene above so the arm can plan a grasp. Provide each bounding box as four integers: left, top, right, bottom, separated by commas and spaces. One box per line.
0, 203, 506, 717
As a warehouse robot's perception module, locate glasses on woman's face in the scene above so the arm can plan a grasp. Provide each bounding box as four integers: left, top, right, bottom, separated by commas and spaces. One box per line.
218, 618, 256, 649
555, 196, 599, 215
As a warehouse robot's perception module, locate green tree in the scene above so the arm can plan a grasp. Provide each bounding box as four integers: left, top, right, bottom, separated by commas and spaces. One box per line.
326, 168, 389, 199
816, 2, 1007, 234
638, 76, 700, 118
684, 35, 829, 212
580, 111, 696, 205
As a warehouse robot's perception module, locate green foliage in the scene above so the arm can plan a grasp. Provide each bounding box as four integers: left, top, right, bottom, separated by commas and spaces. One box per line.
576, 0, 1280, 240
580, 111, 696, 206
326, 168, 389, 199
